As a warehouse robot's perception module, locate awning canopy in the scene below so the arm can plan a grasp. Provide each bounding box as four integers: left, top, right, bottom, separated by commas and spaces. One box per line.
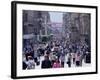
23, 34, 34, 39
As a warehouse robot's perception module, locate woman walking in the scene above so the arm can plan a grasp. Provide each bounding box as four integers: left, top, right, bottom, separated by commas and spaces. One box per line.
67, 53, 72, 67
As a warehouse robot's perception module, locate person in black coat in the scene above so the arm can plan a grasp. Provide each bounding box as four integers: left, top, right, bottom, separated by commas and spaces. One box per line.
41, 56, 52, 69
23, 61, 27, 70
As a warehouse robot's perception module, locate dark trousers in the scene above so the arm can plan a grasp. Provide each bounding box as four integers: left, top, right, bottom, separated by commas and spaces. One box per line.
61, 62, 64, 67
73, 58, 75, 64
76, 61, 80, 66
67, 61, 71, 67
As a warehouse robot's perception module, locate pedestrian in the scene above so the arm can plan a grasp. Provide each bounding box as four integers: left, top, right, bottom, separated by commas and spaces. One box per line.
49, 52, 57, 66
85, 51, 91, 63
26, 56, 35, 69
23, 61, 27, 70
79, 51, 84, 66
41, 56, 52, 69
67, 53, 72, 67
52, 58, 61, 68
37, 46, 44, 56
72, 52, 76, 64
25, 52, 32, 61
75, 53, 81, 67
60, 51, 65, 67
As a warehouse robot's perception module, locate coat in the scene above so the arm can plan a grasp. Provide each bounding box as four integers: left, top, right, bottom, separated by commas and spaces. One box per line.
52, 62, 61, 68
41, 60, 52, 68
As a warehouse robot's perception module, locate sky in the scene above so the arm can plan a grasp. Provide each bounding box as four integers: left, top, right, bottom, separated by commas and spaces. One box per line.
49, 12, 63, 23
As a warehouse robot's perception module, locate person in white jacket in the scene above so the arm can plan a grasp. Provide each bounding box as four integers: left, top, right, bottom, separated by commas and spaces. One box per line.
75, 52, 81, 67
26, 56, 35, 69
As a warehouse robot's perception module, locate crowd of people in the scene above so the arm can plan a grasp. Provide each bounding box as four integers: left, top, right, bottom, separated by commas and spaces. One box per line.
22, 40, 91, 70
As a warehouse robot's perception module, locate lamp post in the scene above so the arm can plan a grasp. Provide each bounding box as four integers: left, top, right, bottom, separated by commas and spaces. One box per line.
44, 16, 48, 36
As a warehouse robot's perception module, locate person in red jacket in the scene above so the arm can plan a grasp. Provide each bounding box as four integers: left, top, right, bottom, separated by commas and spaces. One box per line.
52, 58, 61, 68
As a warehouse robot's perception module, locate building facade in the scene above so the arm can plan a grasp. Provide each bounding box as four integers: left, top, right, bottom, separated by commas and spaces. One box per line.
23, 10, 51, 43
63, 12, 91, 44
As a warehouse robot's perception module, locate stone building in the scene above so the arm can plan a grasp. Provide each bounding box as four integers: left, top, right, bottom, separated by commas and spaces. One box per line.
23, 10, 51, 44
63, 12, 91, 44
